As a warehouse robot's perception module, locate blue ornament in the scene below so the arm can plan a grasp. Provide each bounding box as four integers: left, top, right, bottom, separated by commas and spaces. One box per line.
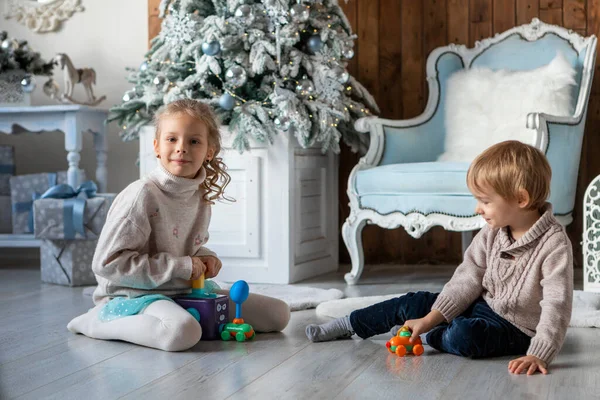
202, 41, 221, 56
140, 61, 148, 72
219, 92, 236, 110
20, 75, 36, 93
307, 35, 323, 54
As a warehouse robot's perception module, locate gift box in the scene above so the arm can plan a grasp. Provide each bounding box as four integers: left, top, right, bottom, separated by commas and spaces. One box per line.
0, 145, 15, 196
0, 195, 11, 233
33, 191, 116, 240
40, 239, 98, 286
9, 171, 78, 234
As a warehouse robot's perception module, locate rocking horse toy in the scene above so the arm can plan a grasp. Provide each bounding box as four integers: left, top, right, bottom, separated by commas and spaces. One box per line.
45, 53, 106, 106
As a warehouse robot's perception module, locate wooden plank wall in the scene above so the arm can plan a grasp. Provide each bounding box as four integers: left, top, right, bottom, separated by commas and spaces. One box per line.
148, 0, 600, 267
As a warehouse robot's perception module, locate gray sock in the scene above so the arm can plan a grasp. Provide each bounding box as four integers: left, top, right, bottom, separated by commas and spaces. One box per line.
305, 316, 354, 342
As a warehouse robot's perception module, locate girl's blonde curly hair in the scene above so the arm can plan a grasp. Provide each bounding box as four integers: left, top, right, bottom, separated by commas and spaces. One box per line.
154, 99, 232, 203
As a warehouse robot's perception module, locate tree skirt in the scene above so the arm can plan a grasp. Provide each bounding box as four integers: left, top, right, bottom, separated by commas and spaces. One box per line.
316, 290, 600, 328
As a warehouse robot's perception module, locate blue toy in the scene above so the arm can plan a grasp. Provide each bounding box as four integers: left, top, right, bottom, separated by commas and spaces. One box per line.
220, 280, 255, 342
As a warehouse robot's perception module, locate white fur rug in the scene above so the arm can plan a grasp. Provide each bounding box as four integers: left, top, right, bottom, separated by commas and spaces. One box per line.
215, 281, 344, 311
316, 290, 600, 328
83, 283, 344, 312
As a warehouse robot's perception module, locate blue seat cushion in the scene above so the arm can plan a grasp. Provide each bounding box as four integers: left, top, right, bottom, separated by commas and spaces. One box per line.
356, 162, 472, 196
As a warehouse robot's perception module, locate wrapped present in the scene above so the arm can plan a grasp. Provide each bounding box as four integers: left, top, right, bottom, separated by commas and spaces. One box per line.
40, 239, 98, 286
9, 171, 84, 234
0, 145, 15, 196
0, 195, 11, 233
33, 182, 115, 240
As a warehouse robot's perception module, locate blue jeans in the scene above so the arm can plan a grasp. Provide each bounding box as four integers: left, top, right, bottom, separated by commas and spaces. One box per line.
349, 291, 531, 358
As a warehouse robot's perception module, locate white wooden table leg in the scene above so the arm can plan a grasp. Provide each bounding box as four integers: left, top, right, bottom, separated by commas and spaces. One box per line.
64, 113, 83, 188
92, 122, 108, 193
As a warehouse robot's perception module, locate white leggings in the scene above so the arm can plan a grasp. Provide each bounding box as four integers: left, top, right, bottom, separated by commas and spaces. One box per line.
67, 290, 291, 351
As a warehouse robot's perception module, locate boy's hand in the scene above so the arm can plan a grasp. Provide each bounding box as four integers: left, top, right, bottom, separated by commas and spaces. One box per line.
403, 310, 446, 343
190, 257, 206, 280
508, 355, 548, 375
199, 256, 222, 279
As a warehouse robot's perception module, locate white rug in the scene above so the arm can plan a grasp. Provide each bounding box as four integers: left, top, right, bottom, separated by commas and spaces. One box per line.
215, 281, 344, 311
83, 283, 344, 312
316, 290, 600, 328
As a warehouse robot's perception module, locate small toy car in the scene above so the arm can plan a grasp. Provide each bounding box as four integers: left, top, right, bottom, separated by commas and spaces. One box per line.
220, 318, 255, 342
385, 326, 424, 356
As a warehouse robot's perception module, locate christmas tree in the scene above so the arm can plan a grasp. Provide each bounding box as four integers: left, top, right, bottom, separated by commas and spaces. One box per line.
108, 0, 379, 154
0, 31, 54, 76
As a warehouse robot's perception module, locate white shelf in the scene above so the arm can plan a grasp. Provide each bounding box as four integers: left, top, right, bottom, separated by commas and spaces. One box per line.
0, 234, 41, 248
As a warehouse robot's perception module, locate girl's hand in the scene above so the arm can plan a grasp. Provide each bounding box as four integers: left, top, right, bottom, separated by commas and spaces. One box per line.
200, 256, 222, 279
508, 355, 548, 375
190, 257, 206, 280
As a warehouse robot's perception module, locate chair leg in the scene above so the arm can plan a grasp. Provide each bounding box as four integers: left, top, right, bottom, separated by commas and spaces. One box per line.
342, 217, 367, 285
461, 231, 475, 258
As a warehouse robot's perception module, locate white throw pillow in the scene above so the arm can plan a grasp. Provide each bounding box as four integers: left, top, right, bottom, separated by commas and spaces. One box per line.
438, 52, 576, 162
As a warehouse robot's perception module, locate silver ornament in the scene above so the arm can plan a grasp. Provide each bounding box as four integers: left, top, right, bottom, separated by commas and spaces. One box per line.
140, 61, 149, 72
219, 92, 236, 110
333, 67, 349, 83
1, 39, 15, 51
342, 47, 354, 59
290, 4, 310, 23
153, 75, 168, 88
20, 75, 36, 93
274, 116, 291, 131
225, 66, 248, 88
122, 89, 136, 102
295, 79, 315, 98
307, 35, 323, 54
235, 5, 253, 21
201, 41, 221, 56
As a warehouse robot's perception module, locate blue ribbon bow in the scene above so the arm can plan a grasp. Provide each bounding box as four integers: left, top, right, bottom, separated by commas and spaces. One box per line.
34, 180, 98, 239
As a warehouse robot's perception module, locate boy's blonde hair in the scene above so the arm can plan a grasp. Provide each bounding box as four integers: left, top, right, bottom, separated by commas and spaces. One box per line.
466, 140, 551, 210
154, 99, 231, 203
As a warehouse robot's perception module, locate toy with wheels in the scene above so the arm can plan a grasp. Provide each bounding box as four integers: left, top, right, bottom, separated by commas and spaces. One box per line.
174, 273, 229, 340
220, 280, 255, 342
385, 326, 424, 356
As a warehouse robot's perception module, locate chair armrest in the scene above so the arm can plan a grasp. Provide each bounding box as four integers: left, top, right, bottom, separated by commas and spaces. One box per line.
526, 110, 587, 218
355, 112, 445, 167
526, 112, 583, 152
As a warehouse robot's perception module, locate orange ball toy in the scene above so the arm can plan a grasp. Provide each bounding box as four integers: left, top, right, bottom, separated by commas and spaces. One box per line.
385, 326, 424, 357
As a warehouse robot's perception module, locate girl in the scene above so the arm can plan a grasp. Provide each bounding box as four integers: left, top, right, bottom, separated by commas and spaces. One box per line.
68, 99, 290, 351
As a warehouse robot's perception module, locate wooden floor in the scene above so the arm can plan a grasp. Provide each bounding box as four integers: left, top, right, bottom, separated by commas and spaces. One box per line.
0, 263, 598, 400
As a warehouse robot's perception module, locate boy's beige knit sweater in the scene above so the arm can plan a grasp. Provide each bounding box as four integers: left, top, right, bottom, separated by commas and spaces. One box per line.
431, 203, 573, 364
